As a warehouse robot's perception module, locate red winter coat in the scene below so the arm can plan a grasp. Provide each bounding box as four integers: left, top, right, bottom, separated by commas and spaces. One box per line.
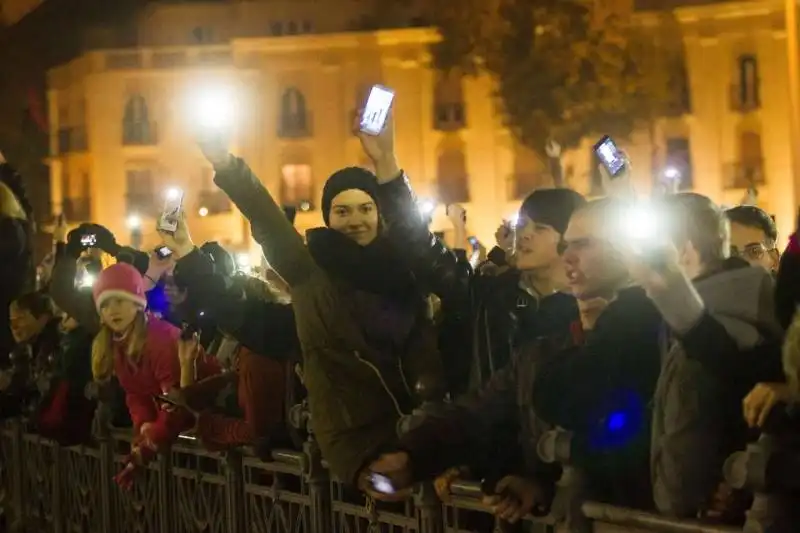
114, 317, 219, 450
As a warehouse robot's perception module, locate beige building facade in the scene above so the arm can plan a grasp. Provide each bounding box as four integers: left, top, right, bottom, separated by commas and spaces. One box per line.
45, 0, 799, 259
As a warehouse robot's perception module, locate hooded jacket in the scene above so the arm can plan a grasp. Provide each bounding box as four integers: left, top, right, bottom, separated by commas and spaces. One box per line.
651, 259, 783, 517
211, 157, 443, 485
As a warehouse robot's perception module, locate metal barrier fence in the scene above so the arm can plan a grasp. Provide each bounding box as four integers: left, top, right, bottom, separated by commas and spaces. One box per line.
0, 421, 748, 533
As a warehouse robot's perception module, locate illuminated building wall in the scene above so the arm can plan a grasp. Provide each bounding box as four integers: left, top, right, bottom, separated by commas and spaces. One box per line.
46, 0, 797, 257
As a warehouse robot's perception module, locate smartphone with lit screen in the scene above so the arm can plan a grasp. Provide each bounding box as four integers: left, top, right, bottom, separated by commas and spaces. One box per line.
360, 85, 395, 136
593, 135, 627, 178
154, 245, 173, 260
80, 233, 97, 248
369, 473, 395, 495
158, 190, 184, 233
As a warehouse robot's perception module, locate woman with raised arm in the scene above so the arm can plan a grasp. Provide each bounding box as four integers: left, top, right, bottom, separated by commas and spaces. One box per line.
196, 131, 443, 488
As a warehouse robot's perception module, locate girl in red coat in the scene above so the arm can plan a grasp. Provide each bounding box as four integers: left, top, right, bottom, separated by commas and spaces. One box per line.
91, 262, 218, 489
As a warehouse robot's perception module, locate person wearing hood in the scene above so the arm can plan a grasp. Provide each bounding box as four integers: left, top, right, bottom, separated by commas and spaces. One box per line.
195, 132, 443, 487
621, 193, 784, 517
0, 160, 34, 359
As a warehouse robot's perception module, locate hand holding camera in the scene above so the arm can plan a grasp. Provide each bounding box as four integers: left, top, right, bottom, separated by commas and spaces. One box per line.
66, 223, 118, 258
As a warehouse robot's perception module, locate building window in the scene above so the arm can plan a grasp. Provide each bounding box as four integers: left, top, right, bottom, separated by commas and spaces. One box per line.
280, 163, 314, 208
510, 146, 547, 199
192, 27, 213, 44
437, 141, 470, 204
301, 20, 312, 33
434, 71, 466, 131
734, 55, 760, 111
125, 168, 156, 215
664, 138, 693, 190
123, 95, 155, 145
270, 22, 283, 36
287, 21, 297, 35
279, 88, 311, 138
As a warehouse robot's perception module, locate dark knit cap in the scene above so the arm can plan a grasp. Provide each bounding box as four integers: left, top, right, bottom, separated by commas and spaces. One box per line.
321, 167, 379, 226
519, 188, 587, 235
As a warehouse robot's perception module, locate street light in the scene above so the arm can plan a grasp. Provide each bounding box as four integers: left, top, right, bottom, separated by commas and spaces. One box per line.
198, 207, 209, 217
165, 187, 181, 201
126, 214, 142, 249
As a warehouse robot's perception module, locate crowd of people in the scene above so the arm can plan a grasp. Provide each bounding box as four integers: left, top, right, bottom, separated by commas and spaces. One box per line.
0, 110, 799, 528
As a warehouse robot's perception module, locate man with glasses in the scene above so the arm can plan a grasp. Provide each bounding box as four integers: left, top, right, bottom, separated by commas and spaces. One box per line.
725, 205, 779, 273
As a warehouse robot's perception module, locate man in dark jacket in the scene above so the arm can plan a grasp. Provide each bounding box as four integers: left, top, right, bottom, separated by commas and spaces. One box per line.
372, 155, 584, 395
365, 198, 664, 512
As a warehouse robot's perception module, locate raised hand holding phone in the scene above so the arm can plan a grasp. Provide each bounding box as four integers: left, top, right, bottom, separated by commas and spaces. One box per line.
354, 85, 399, 182
158, 210, 195, 259
594, 135, 634, 199
158, 188, 184, 234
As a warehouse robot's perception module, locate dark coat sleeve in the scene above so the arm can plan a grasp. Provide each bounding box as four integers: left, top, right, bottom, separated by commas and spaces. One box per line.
213, 158, 317, 289
376, 176, 472, 310
679, 313, 784, 387
49, 243, 100, 334
398, 358, 520, 481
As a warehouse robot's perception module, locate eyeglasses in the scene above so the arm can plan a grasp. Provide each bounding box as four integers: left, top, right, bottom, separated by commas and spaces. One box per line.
730, 243, 776, 261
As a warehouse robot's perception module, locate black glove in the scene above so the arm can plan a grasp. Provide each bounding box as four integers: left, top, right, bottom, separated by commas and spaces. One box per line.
66, 224, 120, 258
85, 224, 119, 255
66, 224, 92, 259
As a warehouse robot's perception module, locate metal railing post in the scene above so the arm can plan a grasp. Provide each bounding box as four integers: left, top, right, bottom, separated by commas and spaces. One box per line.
537, 429, 590, 533
223, 448, 244, 533
8, 420, 23, 533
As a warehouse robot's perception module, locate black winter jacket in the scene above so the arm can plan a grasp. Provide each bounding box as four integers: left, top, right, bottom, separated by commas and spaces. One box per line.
375, 175, 578, 395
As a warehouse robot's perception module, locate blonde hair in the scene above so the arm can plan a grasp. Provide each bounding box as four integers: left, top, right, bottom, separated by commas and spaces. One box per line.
91, 312, 148, 382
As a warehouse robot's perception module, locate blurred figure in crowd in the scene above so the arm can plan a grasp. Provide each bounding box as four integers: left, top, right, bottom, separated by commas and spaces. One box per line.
0, 159, 35, 359
0, 292, 59, 420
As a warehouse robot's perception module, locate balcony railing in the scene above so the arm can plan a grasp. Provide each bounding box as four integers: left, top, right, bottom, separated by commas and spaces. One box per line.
56, 127, 88, 154
122, 122, 158, 146
61, 197, 91, 222
723, 159, 765, 189
0, 419, 776, 533
729, 83, 760, 113
433, 102, 467, 132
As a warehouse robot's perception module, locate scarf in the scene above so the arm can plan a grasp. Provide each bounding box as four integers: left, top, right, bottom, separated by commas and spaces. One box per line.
306, 228, 419, 305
